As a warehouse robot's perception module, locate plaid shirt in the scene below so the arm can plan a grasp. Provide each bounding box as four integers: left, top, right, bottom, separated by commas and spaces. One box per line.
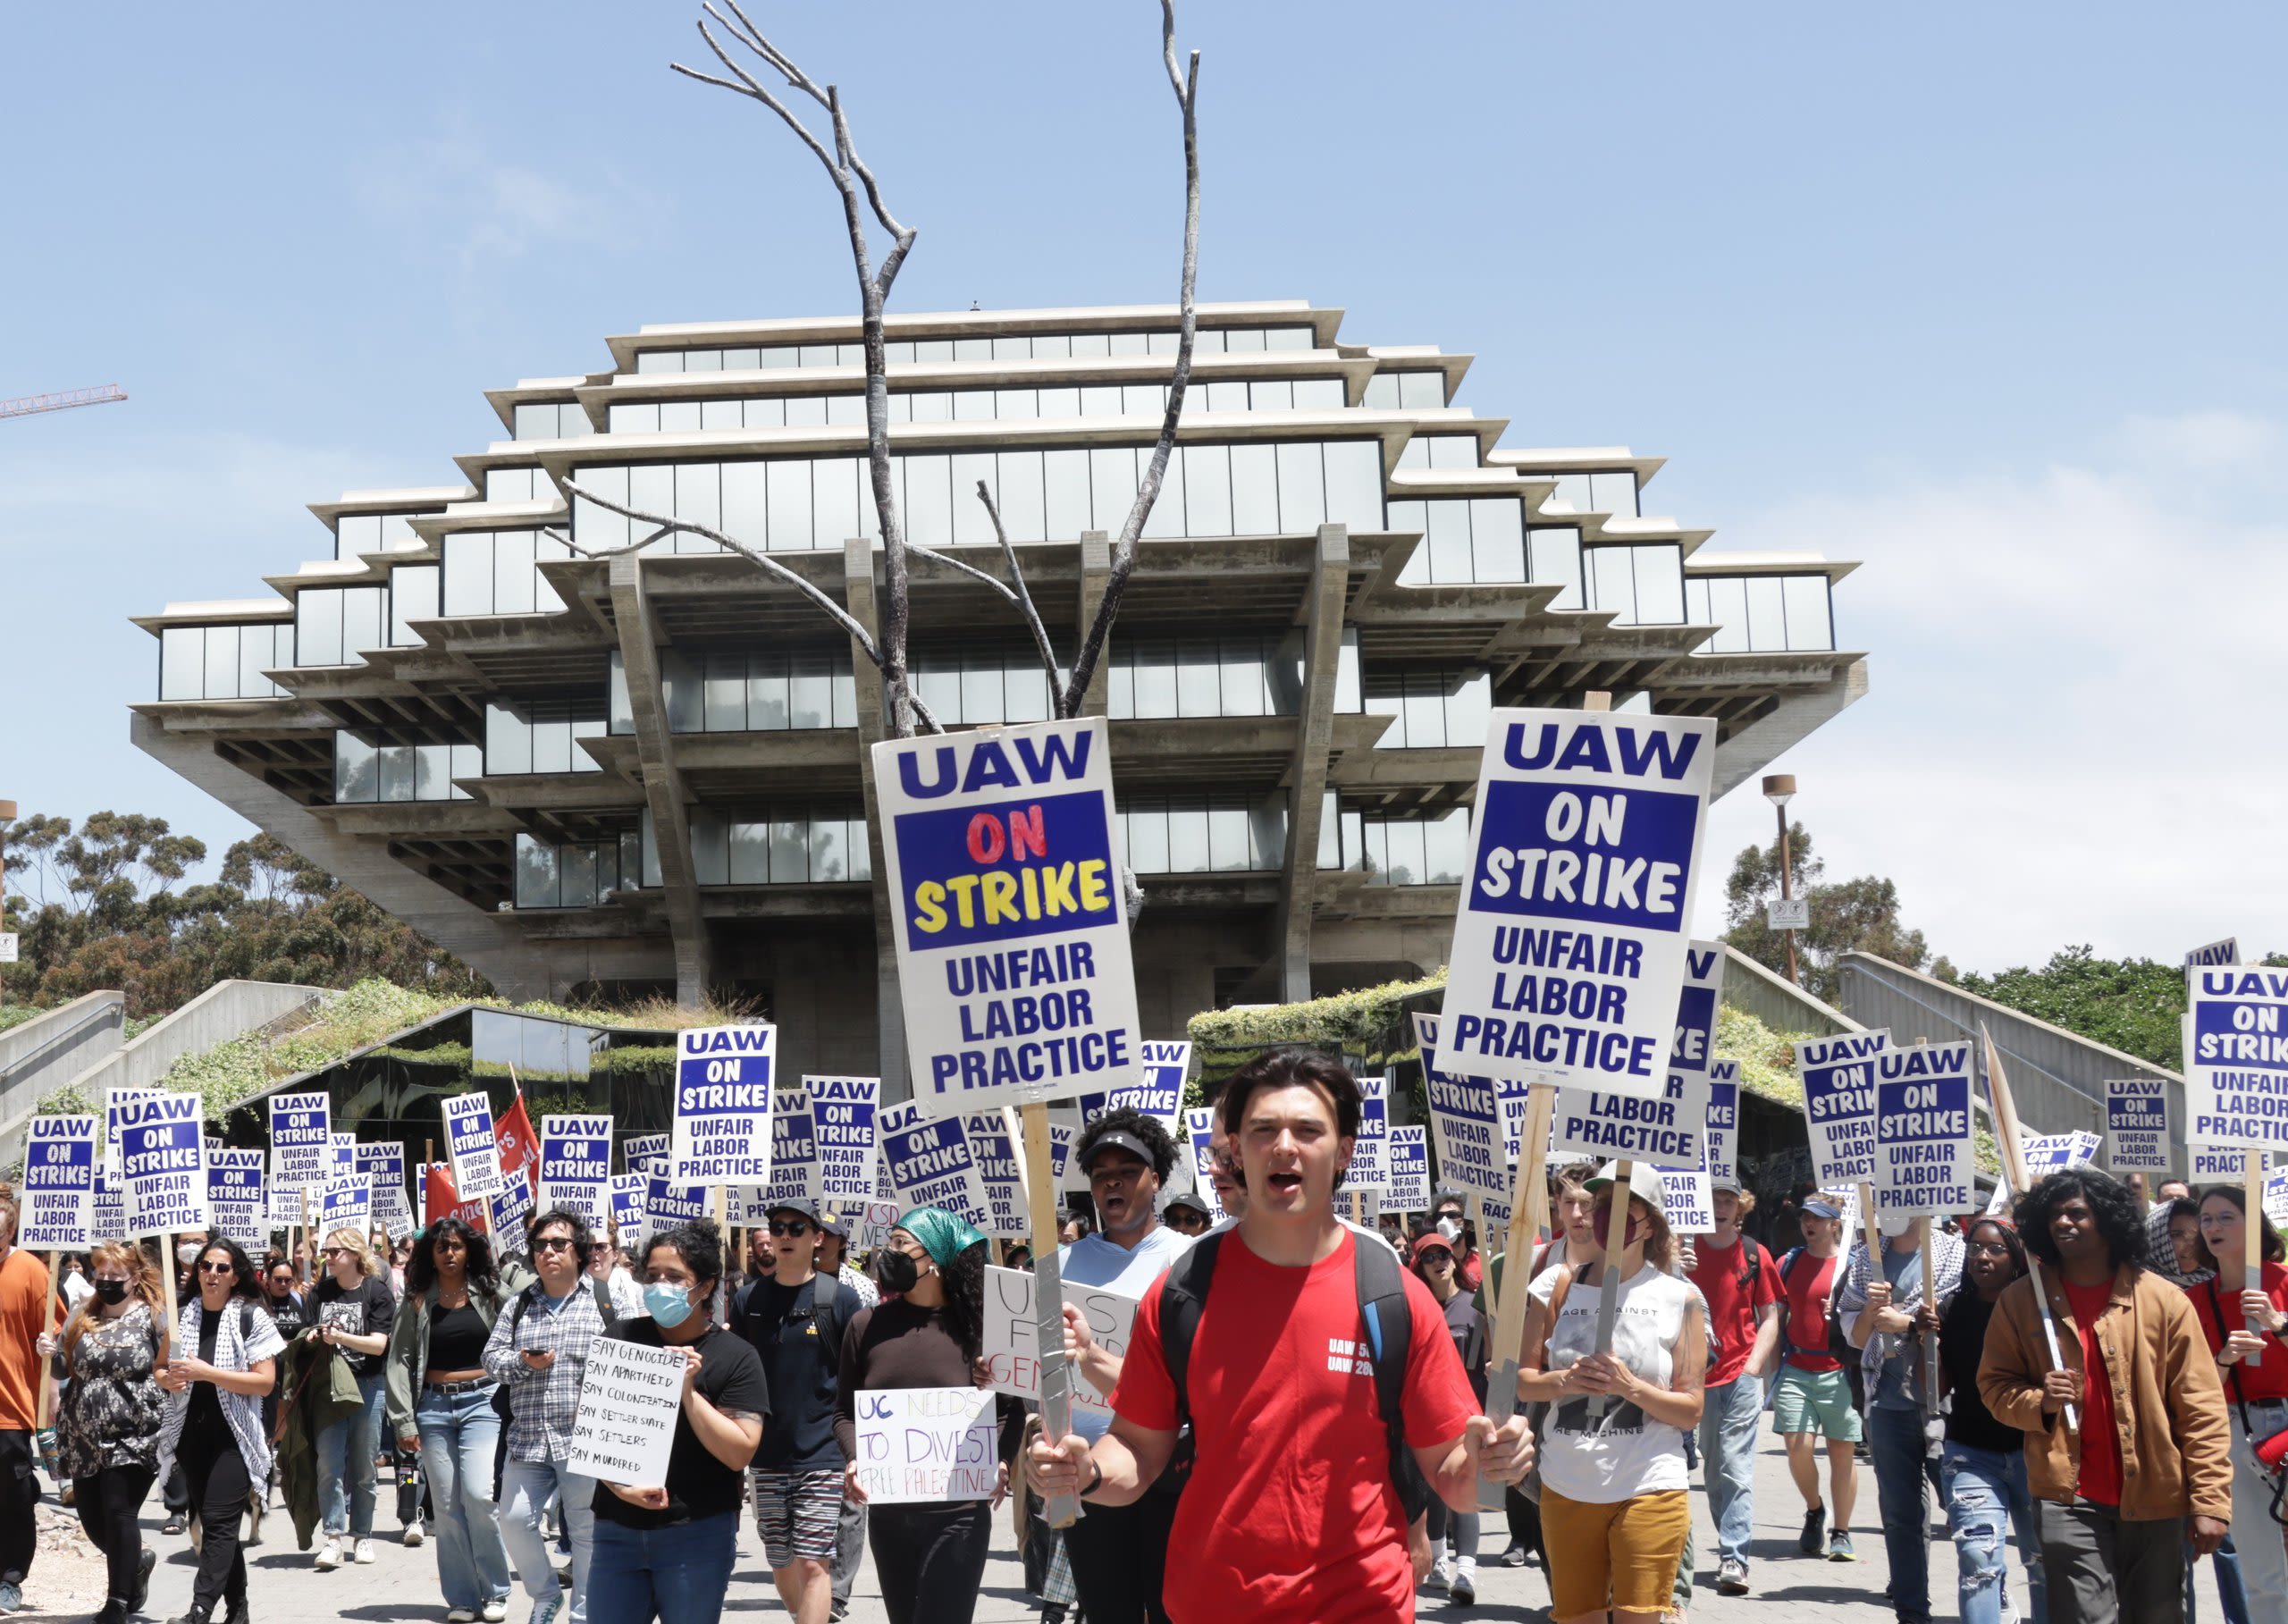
481, 1278, 612, 1463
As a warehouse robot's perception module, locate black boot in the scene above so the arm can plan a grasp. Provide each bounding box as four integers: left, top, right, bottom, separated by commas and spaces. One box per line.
165, 1606, 213, 1624
223, 1598, 250, 1624
91, 1600, 127, 1624
132, 1545, 156, 1614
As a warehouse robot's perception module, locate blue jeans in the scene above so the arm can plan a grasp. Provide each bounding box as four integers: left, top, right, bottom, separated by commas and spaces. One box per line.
587, 1511, 740, 1624
2187, 1532, 2250, 1624
416, 1384, 513, 1611
1699, 1373, 1764, 1566
316, 1370, 387, 1539
1941, 1441, 2045, 1624
1868, 1403, 1938, 1624
499, 1456, 596, 1624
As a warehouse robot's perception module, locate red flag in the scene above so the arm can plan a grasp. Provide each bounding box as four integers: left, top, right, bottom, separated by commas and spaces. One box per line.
496, 1092, 540, 1204
422, 1163, 489, 1233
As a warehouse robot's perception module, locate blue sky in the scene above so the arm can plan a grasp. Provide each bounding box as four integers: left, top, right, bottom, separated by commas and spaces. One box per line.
3, 4, 2281, 971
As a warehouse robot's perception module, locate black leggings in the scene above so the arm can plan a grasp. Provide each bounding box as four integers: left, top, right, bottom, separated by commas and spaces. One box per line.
181, 1427, 253, 1612
1064, 1488, 1179, 1624
871, 1501, 992, 1624
73, 1463, 156, 1603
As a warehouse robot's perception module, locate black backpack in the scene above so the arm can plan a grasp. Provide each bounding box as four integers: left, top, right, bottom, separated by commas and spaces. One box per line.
734, 1271, 846, 1359
1158, 1231, 1435, 1524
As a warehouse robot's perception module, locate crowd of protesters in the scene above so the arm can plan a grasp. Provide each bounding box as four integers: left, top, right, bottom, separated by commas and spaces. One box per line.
0, 1067, 2284, 1623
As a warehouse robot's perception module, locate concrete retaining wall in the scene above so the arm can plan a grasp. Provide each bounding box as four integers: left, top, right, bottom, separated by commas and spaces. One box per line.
0, 992, 126, 1133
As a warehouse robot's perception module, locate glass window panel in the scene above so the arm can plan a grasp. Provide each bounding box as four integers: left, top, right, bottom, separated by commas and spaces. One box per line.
1140, 444, 1184, 538
1145, 331, 1175, 356
997, 450, 1046, 543
1224, 329, 1266, 354
1632, 545, 1683, 624
1088, 447, 1138, 532
719, 460, 766, 551
1589, 470, 1639, 517
704, 653, 745, 731
1333, 628, 1362, 714
832, 658, 857, 729
1364, 684, 1406, 747
835, 344, 862, 366
1121, 384, 1161, 416
558, 844, 598, 909
1167, 803, 1210, 871
767, 457, 814, 551
1207, 804, 1249, 871
656, 400, 701, 434
698, 399, 740, 432
635, 351, 677, 374
298, 590, 343, 666
1323, 441, 1384, 534
573, 465, 631, 553
747, 652, 789, 730
814, 456, 862, 546
917, 657, 960, 725
1184, 443, 1232, 535
1362, 820, 1389, 885
692, 815, 728, 886
674, 463, 720, 552
797, 345, 837, 368
1430, 435, 1478, 470
609, 649, 634, 734
627, 463, 674, 551
488, 530, 534, 614
960, 647, 1003, 724
1068, 333, 1108, 358
1397, 371, 1445, 408
1745, 576, 1788, 652
1005, 659, 1049, 724
1029, 335, 1068, 359
770, 816, 808, 883
950, 452, 997, 546
1782, 576, 1834, 650
1188, 329, 1224, 355
486, 703, 532, 775
953, 390, 992, 422
338, 514, 382, 558
610, 403, 657, 433
1229, 444, 1279, 534
243, 624, 282, 696
376, 745, 414, 802
1384, 820, 1426, 886
382, 512, 422, 550
684, 349, 721, 373
1397, 439, 1428, 471
571, 717, 604, 773
1079, 385, 1123, 417
789, 653, 830, 728
907, 391, 951, 423
345, 588, 383, 655
1404, 672, 1446, 748
883, 392, 911, 424
1685, 579, 1710, 627
1588, 548, 1638, 622
391, 565, 438, 644
1107, 651, 1134, 720
515, 836, 559, 908
989, 336, 1030, 361
1424, 808, 1470, 884
1425, 501, 1473, 585
1125, 804, 1168, 873
1530, 528, 1585, 610
1175, 637, 1219, 717
728, 820, 769, 885
742, 398, 784, 430
1205, 380, 1248, 413
1362, 374, 1400, 408
1037, 386, 1079, 418
1294, 377, 1344, 410
810, 813, 849, 881
1249, 796, 1287, 869
334, 735, 376, 803
1266, 327, 1311, 352
202, 624, 237, 699
663, 652, 704, 733
1108, 332, 1148, 358
1250, 380, 1293, 411
1548, 473, 1592, 513
885, 342, 917, 365
532, 719, 572, 775
1221, 637, 1266, 717
995, 389, 1037, 419
1469, 498, 1526, 583
781, 395, 825, 428
824, 393, 863, 426
1131, 641, 1176, 718
953, 338, 991, 363
1448, 671, 1492, 748
450, 744, 482, 796
913, 340, 952, 364
904, 454, 952, 548
513, 402, 555, 440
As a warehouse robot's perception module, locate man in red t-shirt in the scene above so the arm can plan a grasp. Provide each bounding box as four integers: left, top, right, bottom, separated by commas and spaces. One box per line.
0, 1191, 53, 1611
1769, 1197, 1861, 1561
1684, 1176, 1780, 1595
1026, 1050, 1534, 1624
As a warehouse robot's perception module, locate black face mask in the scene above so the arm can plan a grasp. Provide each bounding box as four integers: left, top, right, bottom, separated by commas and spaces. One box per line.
876, 1250, 921, 1295
94, 1280, 129, 1306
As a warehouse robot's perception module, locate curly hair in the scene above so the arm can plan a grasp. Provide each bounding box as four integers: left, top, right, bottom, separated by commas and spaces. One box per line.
939, 1238, 989, 1359
2015, 1167, 2148, 1272
643, 1218, 726, 1292
408, 1217, 500, 1299
1076, 1107, 1178, 1185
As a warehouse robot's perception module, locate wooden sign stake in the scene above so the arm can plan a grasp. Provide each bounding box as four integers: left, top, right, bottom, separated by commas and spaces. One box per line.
36, 1251, 58, 1432
1585, 1155, 1638, 1421
1982, 1024, 2076, 1430
1020, 1100, 1081, 1528
1479, 1082, 1553, 1508
1915, 1216, 1939, 1419
2247, 1149, 2266, 1367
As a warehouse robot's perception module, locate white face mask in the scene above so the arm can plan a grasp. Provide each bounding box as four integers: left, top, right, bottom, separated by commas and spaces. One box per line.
1436, 1216, 1463, 1244
1878, 1211, 1914, 1240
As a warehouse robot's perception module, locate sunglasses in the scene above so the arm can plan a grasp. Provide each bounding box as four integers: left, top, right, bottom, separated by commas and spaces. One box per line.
767, 1221, 812, 1237
198, 1261, 235, 1275
532, 1236, 578, 1253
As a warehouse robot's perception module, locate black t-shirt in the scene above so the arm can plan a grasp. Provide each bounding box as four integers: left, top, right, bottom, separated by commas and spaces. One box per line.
265, 1292, 308, 1342
736, 1273, 863, 1473
427, 1302, 488, 1372
1941, 1290, 2020, 1452
589, 1320, 770, 1529
313, 1275, 396, 1379
187, 1308, 227, 1441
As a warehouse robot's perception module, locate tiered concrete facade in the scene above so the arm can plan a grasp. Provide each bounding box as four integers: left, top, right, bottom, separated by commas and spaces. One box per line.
133, 300, 1867, 1093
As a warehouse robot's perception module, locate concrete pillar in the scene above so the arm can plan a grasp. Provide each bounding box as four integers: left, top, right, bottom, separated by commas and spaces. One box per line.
844, 539, 908, 1098
607, 554, 710, 1006
1072, 530, 1112, 717
1271, 525, 1351, 1004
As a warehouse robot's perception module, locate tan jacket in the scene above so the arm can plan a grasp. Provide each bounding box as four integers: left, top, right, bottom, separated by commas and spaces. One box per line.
1976, 1264, 2233, 1523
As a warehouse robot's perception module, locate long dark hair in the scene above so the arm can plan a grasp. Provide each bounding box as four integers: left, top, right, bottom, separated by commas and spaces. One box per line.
408, 1217, 500, 1299
2016, 1168, 2149, 1273
194, 1235, 265, 1304
2197, 1186, 2287, 1265
941, 1239, 988, 1358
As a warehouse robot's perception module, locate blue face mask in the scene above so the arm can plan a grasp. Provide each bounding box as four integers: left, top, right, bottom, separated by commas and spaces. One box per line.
644, 1282, 694, 1328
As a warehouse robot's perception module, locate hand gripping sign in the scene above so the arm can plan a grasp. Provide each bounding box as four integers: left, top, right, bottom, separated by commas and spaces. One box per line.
871, 718, 1141, 1116
670, 1025, 776, 1186
1436, 709, 1716, 1097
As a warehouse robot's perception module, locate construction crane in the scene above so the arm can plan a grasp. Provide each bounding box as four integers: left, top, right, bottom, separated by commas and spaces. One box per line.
0, 384, 127, 422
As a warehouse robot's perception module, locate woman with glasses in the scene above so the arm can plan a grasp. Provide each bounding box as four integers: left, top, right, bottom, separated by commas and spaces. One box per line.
837, 1207, 1014, 1624
2185, 1186, 2288, 1620
587, 1219, 770, 1624
1937, 1216, 2047, 1624
386, 1218, 515, 1623
308, 1227, 396, 1570
1413, 1231, 1488, 1607
155, 1236, 282, 1624
42, 1240, 167, 1624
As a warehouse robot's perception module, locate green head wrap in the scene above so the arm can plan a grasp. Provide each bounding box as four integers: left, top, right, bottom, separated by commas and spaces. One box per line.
895, 1207, 986, 1270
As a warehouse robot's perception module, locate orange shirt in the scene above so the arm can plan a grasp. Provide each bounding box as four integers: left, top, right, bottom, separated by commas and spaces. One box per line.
0, 1250, 55, 1430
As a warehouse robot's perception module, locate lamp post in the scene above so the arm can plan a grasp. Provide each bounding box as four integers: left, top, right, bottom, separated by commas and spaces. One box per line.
1762, 775, 1799, 987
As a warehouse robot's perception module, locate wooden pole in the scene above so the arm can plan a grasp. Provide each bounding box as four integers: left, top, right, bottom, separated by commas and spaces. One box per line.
1916, 1216, 1939, 1419
714, 1184, 731, 1326
1586, 1156, 1637, 1420
156, 1234, 177, 1366
297, 1189, 310, 1287
2248, 1149, 2267, 1367
36, 1251, 58, 1431
1981, 1025, 2076, 1430
1019, 1101, 1081, 1527
1857, 1180, 1883, 1273
1479, 1083, 1552, 1509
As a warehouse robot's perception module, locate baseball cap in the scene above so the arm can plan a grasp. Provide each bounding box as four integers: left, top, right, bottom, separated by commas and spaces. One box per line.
1585, 1161, 1668, 1218
1410, 1232, 1456, 1263
765, 1198, 823, 1226
1711, 1174, 1745, 1195
1801, 1198, 1843, 1220
1081, 1129, 1157, 1174
1162, 1191, 1211, 1218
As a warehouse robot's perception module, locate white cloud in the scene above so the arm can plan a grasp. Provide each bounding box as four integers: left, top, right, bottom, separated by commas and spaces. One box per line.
354, 122, 655, 281
1695, 413, 2288, 973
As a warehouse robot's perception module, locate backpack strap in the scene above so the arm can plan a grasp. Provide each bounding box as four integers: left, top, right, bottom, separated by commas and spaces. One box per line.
592, 1275, 618, 1330
1157, 1231, 1224, 1431
811, 1270, 842, 1352
1354, 1235, 1434, 1524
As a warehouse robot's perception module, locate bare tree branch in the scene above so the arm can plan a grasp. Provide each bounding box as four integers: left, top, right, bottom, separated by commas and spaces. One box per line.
905, 543, 1019, 603
973, 481, 1064, 706
1061, 0, 1201, 718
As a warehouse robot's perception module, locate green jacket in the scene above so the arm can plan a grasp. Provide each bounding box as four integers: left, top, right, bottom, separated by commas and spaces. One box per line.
383, 1262, 532, 1441
274, 1337, 365, 1551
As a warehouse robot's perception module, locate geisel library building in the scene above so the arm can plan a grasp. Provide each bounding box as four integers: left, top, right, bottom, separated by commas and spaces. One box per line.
133, 300, 1866, 1094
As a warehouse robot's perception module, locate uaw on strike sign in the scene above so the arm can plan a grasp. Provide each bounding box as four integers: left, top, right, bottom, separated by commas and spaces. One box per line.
873, 718, 1140, 1115
1437, 710, 1715, 1099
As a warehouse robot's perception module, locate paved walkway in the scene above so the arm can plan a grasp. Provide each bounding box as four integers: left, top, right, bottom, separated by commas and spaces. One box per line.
25, 1434, 2225, 1622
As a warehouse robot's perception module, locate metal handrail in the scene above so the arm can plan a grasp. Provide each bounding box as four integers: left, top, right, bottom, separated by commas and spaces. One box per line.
0, 998, 126, 1090
1838, 959, 2121, 1115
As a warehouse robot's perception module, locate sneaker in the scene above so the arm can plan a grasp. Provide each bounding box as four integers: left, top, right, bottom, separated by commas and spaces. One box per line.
829, 1603, 848, 1623
1496, 1542, 1528, 1569
1427, 1556, 1453, 1593
0, 1581, 19, 1614
315, 1536, 341, 1570
1828, 1529, 1857, 1561
1450, 1562, 1476, 1605
528, 1601, 561, 1624
1717, 1557, 1749, 1595
1797, 1504, 1826, 1554
446, 1611, 477, 1623
483, 1603, 509, 1623
355, 1538, 377, 1565
404, 1521, 426, 1548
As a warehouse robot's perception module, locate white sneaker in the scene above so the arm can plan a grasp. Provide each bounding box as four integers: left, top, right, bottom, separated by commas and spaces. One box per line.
315, 1536, 341, 1570
446, 1611, 477, 1623
355, 1537, 377, 1564
483, 1603, 509, 1623
1451, 1559, 1477, 1605
1427, 1555, 1453, 1592
405, 1520, 426, 1547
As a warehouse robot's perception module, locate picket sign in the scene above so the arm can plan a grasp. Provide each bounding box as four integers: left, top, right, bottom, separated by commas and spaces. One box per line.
1020, 1100, 1081, 1528
1981, 1026, 2077, 1428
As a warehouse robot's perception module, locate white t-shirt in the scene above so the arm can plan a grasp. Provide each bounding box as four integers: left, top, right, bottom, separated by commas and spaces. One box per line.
1530, 1262, 1697, 1503
1058, 1224, 1194, 1441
